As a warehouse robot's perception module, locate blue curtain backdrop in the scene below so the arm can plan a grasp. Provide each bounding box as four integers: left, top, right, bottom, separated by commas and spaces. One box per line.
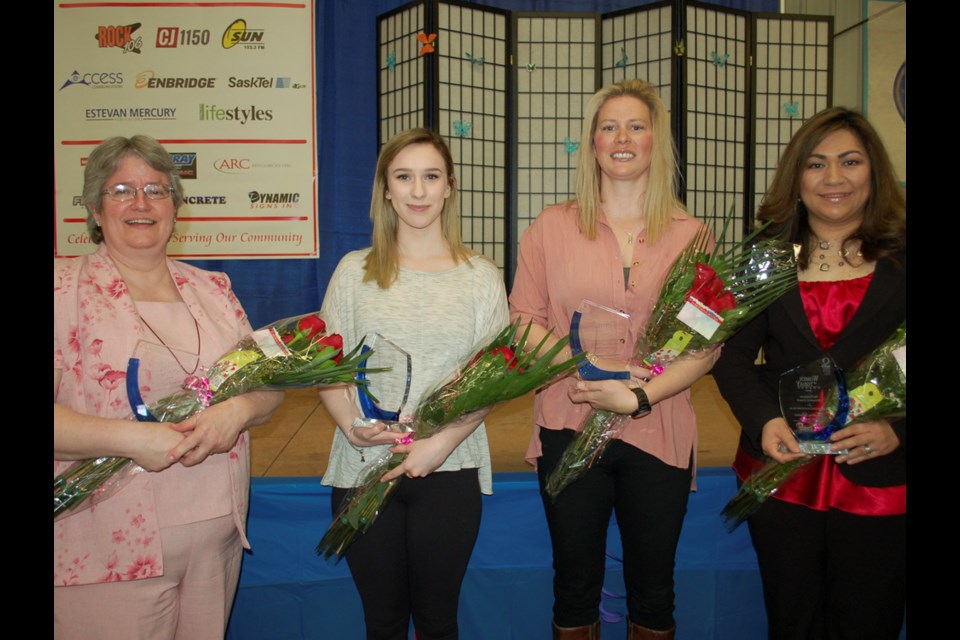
187, 0, 776, 328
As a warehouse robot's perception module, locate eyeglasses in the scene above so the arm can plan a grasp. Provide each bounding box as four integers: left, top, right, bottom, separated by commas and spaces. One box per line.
101, 183, 174, 202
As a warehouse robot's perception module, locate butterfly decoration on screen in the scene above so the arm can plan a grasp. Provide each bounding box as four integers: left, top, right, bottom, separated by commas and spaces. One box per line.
710, 50, 730, 67
464, 52, 485, 66
615, 46, 628, 69
453, 120, 473, 138
563, 137, 580, 155
418, 32, 437, 55
386, 50, 396, 71
783, 101, 800, 118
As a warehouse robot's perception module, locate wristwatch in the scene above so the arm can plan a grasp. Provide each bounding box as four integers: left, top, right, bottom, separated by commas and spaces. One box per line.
630, 386, 651, 418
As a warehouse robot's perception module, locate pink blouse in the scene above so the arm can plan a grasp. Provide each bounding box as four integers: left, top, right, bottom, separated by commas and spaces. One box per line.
54, 245, 252, 586
510, 202, 713, 471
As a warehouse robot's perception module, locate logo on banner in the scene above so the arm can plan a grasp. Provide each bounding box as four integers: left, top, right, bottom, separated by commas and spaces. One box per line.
248, 191, 300, 208
135, 70, 216, 89
184, 195, 227, 205
227, 76, 305, 89
72, 196, 84, 207
213, 158, 251, 174
59, 70, 124, 90
96, 23, 143, 54
85, 107, 177, 121
213, 158, 294, 174
170, 153, 198, 179
156, 27, 211, 48
199, 104, 273, 125
222, 19, 265, 50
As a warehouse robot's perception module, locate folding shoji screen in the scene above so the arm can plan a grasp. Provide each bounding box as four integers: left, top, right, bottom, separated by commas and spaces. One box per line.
378, 1, 510, 271
514, 14, 598, 248
683, 2, 751, 252
379, 3, 428, 139
751, 14, 832, 222
377, 1, 831, 282
602, 3, 674, 105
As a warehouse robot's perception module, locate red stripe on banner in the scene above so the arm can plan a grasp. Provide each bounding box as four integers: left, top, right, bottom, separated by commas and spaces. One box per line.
62, 216, 310, 222
61, 3, 306, 9
62, 140, 307, 145
169, 252, 316, 258
181, 216, 310, 222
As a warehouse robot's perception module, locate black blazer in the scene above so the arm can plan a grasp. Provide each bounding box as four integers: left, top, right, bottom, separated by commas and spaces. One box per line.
713, 255, 906, 488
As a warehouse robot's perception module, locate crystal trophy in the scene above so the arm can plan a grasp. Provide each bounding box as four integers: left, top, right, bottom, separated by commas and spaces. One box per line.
779, 356, 849, 455
355, 333, 412, 431
127, 340, 206, 423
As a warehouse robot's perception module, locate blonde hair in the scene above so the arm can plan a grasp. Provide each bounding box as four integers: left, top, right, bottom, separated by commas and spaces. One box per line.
574, 79, 683, 243
363, 128, 472, 288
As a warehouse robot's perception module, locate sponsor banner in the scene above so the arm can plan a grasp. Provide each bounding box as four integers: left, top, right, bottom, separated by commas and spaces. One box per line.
54, 2, 317, 259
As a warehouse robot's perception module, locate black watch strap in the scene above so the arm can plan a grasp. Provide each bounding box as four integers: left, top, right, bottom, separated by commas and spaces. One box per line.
630, 386, 651, 418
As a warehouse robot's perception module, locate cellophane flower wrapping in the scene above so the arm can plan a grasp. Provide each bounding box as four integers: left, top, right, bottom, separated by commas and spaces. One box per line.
545, 221, 800, 501
721, 322, 906, 530
316, 320, 582, 560
54, 312, 379, 520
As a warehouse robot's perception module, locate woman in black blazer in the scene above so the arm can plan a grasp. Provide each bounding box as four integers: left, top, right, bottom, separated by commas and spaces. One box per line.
713, 107, 906, 640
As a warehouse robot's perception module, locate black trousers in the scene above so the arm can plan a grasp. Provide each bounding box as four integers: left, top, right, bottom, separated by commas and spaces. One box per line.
747, 496, 906, 640
537, 427, 692, 631
331, 469, 481, 640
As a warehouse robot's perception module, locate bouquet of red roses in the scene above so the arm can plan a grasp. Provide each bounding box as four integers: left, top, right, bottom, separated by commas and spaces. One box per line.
545, 221, 800, 500
316, 319, 581, 559
54, 312, 379, 519
721, 322, 906, 530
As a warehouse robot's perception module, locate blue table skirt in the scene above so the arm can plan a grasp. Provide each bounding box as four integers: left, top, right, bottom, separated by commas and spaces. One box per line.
226, 469, 899, 639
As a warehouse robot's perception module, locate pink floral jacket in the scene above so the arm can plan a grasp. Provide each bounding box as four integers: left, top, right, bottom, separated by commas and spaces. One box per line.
54, 245, 252, 586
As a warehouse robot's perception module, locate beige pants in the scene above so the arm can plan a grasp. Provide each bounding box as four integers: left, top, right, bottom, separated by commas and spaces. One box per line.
54, 515, 243, 640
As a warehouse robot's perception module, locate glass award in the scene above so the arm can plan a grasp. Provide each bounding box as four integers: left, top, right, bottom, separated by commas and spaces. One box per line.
355, 333, 412, 431
127, 340, 204, 423
568, 300, 631, 380
779, 356, 849, 455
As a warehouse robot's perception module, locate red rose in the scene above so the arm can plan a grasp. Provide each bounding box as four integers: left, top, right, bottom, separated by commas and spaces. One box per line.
688, 263, 736, 313
317, 333, 344, 364
488, 346, 520, 370
297, 314, 327, 340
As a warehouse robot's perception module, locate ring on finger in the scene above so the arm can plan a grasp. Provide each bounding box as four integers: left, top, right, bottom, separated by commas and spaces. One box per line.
863, 443, 873, 455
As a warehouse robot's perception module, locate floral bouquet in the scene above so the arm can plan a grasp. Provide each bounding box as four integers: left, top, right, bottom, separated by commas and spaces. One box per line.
316, 319, 581, 560
544, 221, 800, 500
54, 312, 380, 520
721, 322, 906, 530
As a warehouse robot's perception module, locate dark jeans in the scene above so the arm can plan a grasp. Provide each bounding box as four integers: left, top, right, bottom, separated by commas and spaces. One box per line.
331, 468, 482, 640
746, 496, 906, 640
537, 427, 692, 631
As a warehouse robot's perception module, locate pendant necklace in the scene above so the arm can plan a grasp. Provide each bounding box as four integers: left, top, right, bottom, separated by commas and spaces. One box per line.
138, 312, 202, 376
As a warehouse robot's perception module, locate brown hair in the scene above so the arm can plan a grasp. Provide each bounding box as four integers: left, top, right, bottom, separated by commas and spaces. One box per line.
363, 128, 471, 288
757, 107, 906, 268
574, 78, 684, 243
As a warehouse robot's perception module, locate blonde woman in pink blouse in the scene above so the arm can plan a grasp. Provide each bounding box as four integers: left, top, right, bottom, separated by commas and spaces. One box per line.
54, 135, 283, 639
510, 79, 715, 640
